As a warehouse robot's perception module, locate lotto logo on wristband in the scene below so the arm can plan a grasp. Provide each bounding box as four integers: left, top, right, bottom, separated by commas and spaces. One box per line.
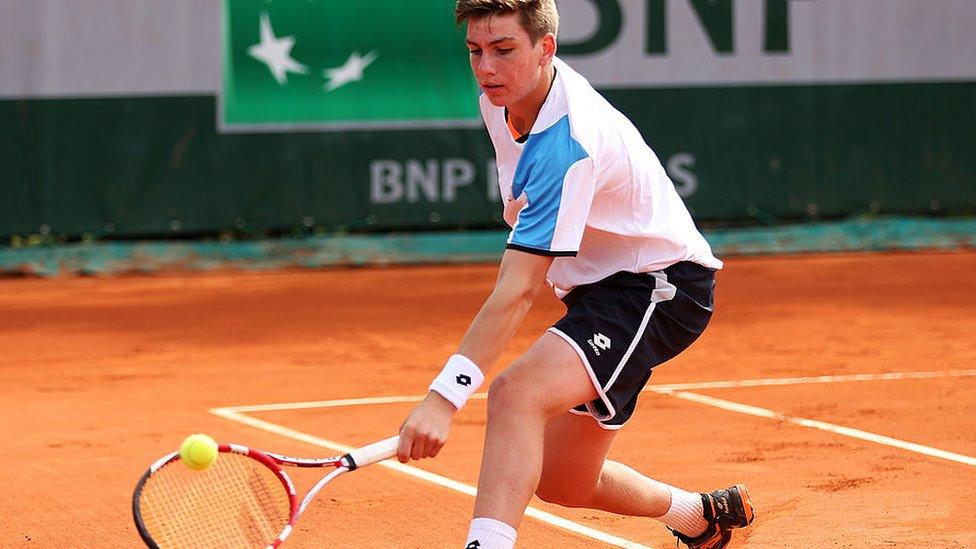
430, 354, 484, 410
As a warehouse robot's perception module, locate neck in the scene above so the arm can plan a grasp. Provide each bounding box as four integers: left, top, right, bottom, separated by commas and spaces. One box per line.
507, 63, 554, 135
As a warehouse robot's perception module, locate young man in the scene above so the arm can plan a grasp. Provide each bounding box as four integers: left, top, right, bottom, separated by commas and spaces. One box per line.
397, 1, 755, 548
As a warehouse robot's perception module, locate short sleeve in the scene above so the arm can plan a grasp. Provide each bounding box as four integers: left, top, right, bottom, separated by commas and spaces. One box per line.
507, 116, 595, 257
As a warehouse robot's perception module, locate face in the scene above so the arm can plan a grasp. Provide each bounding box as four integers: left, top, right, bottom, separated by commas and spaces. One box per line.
465, 13, 554, 108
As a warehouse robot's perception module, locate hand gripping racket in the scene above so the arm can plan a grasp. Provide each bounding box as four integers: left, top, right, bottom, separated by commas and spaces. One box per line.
132, 436, 399, 548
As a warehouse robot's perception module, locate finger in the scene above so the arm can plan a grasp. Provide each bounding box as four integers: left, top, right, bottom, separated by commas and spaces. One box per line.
422, 437, 436, 459
421, 432, 442, 459
397, 430, 413, 463
410, 435, 426, 461
430, 437, 444, 458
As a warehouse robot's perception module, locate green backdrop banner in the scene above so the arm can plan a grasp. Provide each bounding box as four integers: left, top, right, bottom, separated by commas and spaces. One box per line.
2, 82, 973, 239
1, 0, 974, 240
221, 1, 481, 130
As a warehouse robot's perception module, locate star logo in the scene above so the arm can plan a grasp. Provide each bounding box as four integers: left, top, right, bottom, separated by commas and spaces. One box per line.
323, 51, 379, 92
247, 11, 309, 85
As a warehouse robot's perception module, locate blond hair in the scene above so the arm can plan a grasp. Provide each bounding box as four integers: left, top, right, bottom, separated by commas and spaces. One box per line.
454, 0, 559, 43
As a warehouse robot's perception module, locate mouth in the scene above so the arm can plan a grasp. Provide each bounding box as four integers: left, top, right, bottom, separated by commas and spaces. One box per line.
481, 83, 504, 94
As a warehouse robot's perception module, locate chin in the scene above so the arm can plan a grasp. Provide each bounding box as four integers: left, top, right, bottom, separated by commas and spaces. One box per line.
481, 86, 512, 107
485, 94, 509, 107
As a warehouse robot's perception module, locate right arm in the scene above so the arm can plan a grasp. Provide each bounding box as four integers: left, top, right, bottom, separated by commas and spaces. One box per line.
396, 249, 553, 462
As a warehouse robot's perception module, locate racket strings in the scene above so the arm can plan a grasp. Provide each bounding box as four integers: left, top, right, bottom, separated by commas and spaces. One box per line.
138, 453, 292, 548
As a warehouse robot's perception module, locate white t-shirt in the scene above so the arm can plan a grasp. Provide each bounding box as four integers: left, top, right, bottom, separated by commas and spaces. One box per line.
480, 57, 722, 298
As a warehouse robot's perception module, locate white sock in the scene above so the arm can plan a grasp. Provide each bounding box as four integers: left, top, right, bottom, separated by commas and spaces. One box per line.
464, 517, 517, 549
658, 486, 708, 538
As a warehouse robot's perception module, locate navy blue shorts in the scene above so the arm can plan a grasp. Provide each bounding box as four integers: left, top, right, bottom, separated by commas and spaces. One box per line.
547, 261, 716, 429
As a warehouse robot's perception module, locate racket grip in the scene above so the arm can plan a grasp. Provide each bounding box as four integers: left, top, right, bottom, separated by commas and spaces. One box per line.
344, 436, 399, 470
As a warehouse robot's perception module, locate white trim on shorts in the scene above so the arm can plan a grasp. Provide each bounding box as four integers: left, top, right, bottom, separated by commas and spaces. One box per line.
602, 272, 677, 392
549, 271, 678, 430
566, 407, 625, 430
547, 327, 617, 422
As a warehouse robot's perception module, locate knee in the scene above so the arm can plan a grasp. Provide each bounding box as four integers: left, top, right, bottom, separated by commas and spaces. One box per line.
535, 481, 593, 508
485, 371, 525, 418
486, 368, 565, 421
486, 369, 552, 421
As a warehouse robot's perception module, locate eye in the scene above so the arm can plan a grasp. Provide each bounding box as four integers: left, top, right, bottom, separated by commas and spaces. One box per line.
497, 48, 514, 55
469, 49, 482, 56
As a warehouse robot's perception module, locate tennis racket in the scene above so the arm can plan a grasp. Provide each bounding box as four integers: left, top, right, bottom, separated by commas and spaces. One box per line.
132, 436, 399, 548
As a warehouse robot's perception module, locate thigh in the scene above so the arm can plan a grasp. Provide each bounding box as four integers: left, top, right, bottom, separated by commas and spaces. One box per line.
538, 412, 617, 497
493, 331, 600, 418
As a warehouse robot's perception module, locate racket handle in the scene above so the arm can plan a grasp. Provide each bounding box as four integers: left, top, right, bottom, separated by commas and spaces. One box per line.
344, 436, 399, 470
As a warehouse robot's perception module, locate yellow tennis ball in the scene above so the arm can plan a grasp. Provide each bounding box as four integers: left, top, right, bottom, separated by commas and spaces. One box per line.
179, 434, 219, 471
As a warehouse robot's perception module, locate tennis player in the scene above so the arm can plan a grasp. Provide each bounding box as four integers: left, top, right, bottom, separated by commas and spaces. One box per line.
397, 1, 754, 547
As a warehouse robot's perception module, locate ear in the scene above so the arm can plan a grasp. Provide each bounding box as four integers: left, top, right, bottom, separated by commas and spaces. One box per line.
540, 33, 557, 65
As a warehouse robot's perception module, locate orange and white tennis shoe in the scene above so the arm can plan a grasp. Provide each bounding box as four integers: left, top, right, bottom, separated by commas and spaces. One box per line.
671, 484, 755, 549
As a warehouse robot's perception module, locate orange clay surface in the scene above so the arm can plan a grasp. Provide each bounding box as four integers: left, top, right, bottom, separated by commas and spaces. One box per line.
1, 251, 975, 548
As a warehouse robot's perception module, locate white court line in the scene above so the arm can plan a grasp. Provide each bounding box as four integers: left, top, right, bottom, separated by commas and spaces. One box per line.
211, 363, 976, 547
222, 369, 976, 413
224, 394, 434, 413
658, 390, 976, 467
209, 407, 653, 549
649, 369, 976, 392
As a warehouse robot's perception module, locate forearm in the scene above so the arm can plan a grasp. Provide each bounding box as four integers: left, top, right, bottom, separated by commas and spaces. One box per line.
426, 250, 551, 410
398, 287, 537, 462
398, 250, 550, 462
456, 285, 538, 375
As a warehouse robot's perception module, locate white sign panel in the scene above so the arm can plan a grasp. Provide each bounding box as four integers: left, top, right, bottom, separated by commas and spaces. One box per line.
559, 0, 976, 87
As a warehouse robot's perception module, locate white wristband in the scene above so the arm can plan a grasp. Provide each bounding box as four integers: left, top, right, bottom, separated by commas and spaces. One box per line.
429, 354, 484, 410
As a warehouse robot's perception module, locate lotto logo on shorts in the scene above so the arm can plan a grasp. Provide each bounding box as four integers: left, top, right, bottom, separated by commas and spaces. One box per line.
466, 541, 481, 549
587, 333, 612, 355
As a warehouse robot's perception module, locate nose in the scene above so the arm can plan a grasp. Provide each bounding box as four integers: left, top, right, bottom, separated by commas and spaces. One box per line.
473, 55, 496, 78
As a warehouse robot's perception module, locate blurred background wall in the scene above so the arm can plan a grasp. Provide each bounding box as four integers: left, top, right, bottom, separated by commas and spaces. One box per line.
1, 0, 974, 241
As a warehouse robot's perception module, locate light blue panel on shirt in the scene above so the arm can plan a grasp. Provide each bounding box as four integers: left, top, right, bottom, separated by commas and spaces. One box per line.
511, 115, 589, 252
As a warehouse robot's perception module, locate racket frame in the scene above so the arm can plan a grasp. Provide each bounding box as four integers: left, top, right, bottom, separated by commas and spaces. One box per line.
132, 444, 356, 548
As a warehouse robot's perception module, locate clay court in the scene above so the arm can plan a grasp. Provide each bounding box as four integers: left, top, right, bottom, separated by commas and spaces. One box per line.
2, 250, 975, 548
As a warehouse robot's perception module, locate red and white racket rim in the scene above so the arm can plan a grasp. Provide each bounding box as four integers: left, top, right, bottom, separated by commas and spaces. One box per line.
132, 444, 301, 549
